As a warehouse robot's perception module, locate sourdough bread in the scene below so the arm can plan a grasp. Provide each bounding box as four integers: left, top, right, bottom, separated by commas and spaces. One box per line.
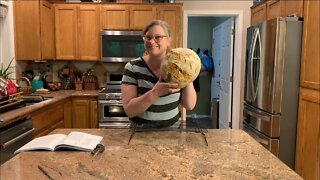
161, 48, 201, 88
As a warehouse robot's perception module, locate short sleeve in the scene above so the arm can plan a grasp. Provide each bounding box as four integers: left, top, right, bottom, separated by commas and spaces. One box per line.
122, 61, 138, 86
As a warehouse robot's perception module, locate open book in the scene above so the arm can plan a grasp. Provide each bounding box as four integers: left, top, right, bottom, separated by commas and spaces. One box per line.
15, 132, 103, 154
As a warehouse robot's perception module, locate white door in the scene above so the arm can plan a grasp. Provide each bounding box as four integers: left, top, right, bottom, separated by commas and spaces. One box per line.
211, 25, 222, 100
212, 17, 234, 129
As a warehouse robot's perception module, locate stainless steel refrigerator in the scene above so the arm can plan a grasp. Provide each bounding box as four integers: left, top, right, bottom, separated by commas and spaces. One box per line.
243, 17, 303, 169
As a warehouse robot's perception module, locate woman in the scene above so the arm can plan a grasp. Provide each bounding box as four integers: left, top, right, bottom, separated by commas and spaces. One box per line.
121, 20, 197, 128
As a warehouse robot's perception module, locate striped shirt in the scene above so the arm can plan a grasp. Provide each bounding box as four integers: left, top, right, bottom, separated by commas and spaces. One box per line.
122, 57, 181, 128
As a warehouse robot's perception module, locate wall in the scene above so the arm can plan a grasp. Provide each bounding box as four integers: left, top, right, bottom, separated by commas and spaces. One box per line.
187, 17, 228, 54
0, 0, 15, 80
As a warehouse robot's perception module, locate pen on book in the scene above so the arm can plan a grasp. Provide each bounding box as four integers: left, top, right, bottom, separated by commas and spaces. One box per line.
38, 165, 54, 180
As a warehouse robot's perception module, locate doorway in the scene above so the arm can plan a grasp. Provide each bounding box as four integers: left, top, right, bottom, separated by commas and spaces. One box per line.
183, 10, 244, 129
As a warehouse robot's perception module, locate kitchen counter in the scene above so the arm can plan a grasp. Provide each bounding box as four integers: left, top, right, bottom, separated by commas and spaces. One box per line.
0, 129, 302, 179
0, 90, 99, 127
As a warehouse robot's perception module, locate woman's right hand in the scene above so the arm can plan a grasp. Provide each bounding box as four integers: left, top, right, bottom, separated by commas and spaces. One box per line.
152, 76, 180, 97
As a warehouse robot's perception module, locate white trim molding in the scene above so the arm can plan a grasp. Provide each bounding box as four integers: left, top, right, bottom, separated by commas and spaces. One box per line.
183, 10, 244, 129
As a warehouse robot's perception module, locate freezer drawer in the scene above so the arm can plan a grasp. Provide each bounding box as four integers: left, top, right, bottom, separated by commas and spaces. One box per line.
243, 103, 280, 137
243, 122, 279, 156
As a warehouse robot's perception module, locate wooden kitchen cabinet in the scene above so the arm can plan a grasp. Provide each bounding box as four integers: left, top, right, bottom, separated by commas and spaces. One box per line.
90, 100, 98, 128
30, 101, 65, 138
100, 3, 182, 42
283, 0, 303, 18
295, 88, 320, 179
55, 4, 100, 61
100, 4, 156, 30
299, 0, 320, 91
251, 2, 266, 26
157, 5, 182, 48
130, 5, 157, 30
71, 97, 98, 128
13, 0, 55, 60
77, 5, 101, 60
252, 0, 303, 25
55, 4, 77, 60
267, 0, 303, 20
266, 0, 282, 20
100, 5, 130, 30
295, 1, 320, 179
64, 98, 72, 128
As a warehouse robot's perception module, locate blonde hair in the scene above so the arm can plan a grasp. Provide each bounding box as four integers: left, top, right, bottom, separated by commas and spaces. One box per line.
143, 20, 171, 37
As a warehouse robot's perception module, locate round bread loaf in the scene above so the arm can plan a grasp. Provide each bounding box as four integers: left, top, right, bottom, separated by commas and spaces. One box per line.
160, 48, 201, 88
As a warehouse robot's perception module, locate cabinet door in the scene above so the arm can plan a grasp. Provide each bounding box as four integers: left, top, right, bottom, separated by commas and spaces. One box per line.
55, 4, 77, 60
72, 99, 91, 128
100, 5, 129, 30
90, 100, 98, 128
295, 88, 320, 179
64, 99, 72, 128
77, 5, 100, 61
13, 0, 41, 60
266, 0, 283, 20
31, 104, 64, 138
283, 0, 303, 17
130, 5, 156, 30
40, 1, 55, 60
157, 5, 182, 48
251, 3, 267, 26
300, 0, 320, 90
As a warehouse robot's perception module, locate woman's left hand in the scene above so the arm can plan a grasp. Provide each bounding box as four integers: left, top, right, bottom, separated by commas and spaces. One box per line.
152, 76, 180, 97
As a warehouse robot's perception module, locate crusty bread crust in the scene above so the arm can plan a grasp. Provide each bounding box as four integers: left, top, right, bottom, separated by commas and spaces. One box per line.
161, 48, 201, 88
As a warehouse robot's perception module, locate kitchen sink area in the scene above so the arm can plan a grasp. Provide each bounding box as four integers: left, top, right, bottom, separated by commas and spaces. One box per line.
21, 95, 54, 106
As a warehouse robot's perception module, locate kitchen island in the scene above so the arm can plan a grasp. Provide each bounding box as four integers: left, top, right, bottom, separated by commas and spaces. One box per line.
0, 129, 301, 179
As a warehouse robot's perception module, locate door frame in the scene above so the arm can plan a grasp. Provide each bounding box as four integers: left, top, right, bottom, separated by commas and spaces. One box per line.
183, 10, 244, 129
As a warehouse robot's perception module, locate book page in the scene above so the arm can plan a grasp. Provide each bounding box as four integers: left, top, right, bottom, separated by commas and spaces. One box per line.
56, 132, 103, 151
15, 134, 66, 154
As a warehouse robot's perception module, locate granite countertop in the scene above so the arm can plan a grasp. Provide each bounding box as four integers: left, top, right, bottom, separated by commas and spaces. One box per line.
0, 129, 302, 179
0, 90, 99, 127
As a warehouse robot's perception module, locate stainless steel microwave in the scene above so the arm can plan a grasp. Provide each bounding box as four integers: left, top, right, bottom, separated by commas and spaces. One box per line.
100, 30, 145, 62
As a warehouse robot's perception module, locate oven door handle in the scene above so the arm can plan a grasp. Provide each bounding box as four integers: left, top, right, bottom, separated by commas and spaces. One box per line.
0, 128, 35, 149
100, 101, 123, 105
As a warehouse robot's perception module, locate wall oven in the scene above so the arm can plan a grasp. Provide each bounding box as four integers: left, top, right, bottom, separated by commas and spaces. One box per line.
100, 30, 145, 62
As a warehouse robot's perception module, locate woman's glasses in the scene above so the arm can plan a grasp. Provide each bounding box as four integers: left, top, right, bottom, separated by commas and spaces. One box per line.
143, 35, 167, 42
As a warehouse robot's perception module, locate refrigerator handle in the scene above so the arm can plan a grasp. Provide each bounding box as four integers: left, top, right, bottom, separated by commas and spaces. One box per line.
249, 28, 257, 101
250, 27, 261, 102
244, 107, 270, 122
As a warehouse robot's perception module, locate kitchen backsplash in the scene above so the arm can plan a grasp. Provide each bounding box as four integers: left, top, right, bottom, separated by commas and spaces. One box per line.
15, 61, 126, 89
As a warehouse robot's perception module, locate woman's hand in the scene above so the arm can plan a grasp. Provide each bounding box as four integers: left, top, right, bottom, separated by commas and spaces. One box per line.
152, 76, 180, 97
